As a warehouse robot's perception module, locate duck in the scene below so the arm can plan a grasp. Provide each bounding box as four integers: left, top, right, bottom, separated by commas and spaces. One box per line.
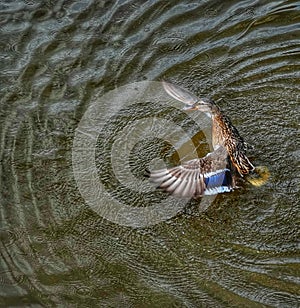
148, 81, 269, 198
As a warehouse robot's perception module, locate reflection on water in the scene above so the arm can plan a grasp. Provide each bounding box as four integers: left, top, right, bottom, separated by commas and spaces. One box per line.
0, 0, 299, 306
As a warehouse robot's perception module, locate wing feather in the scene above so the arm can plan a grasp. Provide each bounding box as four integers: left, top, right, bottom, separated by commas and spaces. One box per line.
162, 81, 199, 105
149, 146, 234, 198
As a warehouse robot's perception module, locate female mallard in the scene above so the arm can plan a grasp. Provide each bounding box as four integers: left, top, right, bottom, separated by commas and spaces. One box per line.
149, 81, 268, 198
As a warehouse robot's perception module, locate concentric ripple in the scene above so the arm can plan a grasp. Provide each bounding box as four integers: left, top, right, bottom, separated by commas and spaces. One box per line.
0, 0, 299, 306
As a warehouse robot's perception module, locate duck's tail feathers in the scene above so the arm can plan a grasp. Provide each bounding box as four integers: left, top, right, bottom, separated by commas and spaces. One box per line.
233, 152, 255, 175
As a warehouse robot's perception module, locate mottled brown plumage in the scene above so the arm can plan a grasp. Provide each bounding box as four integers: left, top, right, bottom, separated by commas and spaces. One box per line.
210, 103, 254, 175
148, 82, 255, 198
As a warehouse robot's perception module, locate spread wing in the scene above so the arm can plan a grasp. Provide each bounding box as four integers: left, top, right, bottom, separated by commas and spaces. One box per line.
162, 81, 199, 105
148, 146, 234, 198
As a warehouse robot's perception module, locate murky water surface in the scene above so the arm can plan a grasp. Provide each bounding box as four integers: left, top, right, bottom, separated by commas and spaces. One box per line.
1, 0, 299, 307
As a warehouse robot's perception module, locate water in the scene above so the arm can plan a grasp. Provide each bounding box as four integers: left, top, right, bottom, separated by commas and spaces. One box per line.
0, 0, 299, 306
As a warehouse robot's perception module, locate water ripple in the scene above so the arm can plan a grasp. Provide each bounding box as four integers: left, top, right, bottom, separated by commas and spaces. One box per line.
0, 0, 299, 306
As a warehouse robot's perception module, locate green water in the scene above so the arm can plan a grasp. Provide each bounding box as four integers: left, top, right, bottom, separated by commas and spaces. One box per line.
0, 0, 299, 307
